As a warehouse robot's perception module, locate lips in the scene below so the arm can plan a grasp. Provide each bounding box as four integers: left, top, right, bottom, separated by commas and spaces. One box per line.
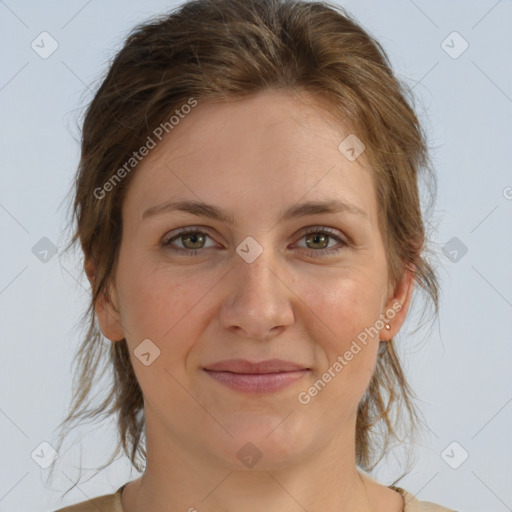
203, 359, 308, 374
203, 359, 310, 395
203, 359, 310, 394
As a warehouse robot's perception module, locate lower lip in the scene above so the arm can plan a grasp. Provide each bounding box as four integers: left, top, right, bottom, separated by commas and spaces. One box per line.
203, 369, 309, 393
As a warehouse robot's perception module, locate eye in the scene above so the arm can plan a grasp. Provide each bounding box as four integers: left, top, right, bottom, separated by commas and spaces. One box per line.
294, 226, 348, 257
161, 226, 348, 257
161, 228, 217, 255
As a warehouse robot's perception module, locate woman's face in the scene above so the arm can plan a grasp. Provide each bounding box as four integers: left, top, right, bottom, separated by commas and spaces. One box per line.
94, 89, 413, 469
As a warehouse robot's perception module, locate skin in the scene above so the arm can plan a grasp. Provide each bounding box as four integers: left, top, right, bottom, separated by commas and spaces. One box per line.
87, 89, 414, 512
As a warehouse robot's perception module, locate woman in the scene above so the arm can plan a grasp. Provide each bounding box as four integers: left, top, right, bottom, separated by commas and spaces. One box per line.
51, 0, 455, 510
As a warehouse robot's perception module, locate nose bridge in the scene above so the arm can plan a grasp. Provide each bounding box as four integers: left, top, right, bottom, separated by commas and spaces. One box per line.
219, 239, 294, 337
234, 241, 283, 301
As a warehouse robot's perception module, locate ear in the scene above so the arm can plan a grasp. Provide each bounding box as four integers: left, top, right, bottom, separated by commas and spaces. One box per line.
379, 264, 416, 341
84, 257, 125, 342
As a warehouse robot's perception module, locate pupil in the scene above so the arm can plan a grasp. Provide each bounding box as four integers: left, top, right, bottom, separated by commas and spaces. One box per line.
186, 233, 203, 248
309, 234, 327, 248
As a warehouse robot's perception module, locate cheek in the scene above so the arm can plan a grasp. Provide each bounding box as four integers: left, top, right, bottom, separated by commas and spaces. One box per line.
303, 270, 386, 344
298, 271, 384, 394
115, 263, 211, 402
115, 251, 209, 354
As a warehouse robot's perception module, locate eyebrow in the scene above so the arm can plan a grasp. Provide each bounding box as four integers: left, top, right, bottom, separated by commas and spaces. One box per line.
141, 199, 368, 224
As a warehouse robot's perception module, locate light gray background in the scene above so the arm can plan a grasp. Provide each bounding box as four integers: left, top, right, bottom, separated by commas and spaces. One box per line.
1, 1, 511, 511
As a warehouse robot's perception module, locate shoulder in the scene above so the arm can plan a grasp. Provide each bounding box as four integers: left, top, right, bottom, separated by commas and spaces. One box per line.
393, 486, 458, 512
52, 488, 123, 512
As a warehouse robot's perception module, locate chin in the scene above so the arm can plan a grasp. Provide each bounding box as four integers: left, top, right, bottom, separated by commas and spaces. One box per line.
207, 415, 313, 470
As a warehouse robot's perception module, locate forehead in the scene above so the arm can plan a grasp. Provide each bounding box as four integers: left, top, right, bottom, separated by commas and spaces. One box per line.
151, 89, 359, 163
122, 89, 378, 225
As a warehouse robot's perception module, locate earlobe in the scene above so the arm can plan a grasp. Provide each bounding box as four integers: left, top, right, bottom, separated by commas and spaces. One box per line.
84, 257, 96, 286
380, 264, 416, 341
85, 257, 125, 342
95, 290, 126, 342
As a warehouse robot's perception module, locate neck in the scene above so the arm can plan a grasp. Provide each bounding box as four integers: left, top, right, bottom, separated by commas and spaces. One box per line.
121, 410, 379, 512
126, 467, 373, 512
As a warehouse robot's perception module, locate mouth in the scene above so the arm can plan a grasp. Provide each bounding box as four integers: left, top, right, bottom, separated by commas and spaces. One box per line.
202, 359, 310, 394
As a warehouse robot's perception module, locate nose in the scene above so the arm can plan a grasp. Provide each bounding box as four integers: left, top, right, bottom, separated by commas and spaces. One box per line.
218, 248, 295, 341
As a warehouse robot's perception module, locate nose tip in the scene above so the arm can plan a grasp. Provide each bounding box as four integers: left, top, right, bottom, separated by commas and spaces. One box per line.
219, 255, 295, 340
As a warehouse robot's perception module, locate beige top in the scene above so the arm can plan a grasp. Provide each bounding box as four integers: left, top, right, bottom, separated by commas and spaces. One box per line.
53, 483, 457, 511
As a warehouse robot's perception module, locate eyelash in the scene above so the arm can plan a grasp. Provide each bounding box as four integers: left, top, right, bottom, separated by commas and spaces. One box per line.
161, 226, 348, 258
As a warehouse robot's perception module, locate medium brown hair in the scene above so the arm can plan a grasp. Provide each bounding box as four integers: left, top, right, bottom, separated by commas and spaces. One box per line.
51, 0, 439, 491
